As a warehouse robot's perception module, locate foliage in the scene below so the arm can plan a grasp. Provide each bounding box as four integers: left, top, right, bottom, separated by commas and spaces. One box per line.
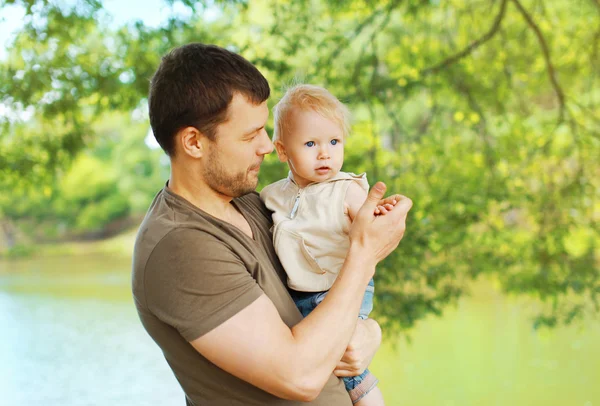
249, 0, 600, 332
0, 111, 166, 244
1, 0, 598, 331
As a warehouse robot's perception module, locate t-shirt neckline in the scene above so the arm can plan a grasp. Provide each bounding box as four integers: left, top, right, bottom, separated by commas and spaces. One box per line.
162, 184, 260, 243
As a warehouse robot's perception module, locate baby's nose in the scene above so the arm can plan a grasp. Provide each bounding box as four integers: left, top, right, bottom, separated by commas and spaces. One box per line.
318, 147, 330, 159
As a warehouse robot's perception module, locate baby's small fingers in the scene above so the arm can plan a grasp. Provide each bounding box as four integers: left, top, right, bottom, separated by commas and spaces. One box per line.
384, 203, 394, 210
378, 206, 389, 215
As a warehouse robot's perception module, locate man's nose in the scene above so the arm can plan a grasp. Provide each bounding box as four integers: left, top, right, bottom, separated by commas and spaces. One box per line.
258, 129, 274, 155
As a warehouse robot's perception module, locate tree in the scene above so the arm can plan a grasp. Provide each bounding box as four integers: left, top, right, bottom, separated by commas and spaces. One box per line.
1, 0, 598, 331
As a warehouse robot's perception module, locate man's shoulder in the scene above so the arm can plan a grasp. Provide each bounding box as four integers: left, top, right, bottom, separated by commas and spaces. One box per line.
134, 189, 184, 251
132, 191, 241, 308
133, 189, 172, 258
132, 189, 224, 277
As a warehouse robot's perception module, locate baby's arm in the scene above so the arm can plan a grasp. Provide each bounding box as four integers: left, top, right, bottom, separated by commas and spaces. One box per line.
345, 181, 368, 222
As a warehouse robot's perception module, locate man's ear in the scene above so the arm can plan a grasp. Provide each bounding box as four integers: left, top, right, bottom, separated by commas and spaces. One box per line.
178, 126, 205, 158
274, 140, 288, 163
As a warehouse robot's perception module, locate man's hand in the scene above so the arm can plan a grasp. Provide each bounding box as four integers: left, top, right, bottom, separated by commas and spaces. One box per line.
333, 318, 382, 377
349, 182, 413, 266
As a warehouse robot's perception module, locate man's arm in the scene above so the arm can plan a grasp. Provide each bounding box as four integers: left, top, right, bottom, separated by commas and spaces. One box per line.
191, 246, 374, 401
191, 183, 411, 401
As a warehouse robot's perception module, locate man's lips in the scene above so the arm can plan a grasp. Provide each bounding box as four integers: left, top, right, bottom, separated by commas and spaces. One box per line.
249, 160, 263, 172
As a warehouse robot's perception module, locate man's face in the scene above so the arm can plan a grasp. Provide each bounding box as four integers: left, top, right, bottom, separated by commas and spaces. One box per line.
202, 93, 273, 197
277, 109, 344, 188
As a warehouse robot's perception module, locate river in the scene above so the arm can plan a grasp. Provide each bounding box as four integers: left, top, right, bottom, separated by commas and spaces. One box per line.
1, 254, 598, 405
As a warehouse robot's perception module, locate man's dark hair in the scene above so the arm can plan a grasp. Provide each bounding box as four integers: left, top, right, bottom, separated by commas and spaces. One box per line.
148, 43, 270, 156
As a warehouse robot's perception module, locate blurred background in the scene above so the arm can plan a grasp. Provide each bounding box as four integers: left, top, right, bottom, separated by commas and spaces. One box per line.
1, 0, 599, 405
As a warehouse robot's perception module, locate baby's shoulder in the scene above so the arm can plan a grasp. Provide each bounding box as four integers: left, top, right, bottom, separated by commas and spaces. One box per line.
344, 179, 368, 202
260, 178, 290, 200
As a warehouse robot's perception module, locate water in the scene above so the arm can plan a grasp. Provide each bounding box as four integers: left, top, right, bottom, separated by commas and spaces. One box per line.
371, 281, 600, 406
0, 255, 183, 405
1, 255, 599, 406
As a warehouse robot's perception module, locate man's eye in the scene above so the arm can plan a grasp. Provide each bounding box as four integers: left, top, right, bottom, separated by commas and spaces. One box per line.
331, 139, 339, 145
248, 128, 263, 140
305, 141, 315, 147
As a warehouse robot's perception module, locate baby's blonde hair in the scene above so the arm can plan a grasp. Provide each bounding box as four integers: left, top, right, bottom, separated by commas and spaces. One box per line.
272, 84, 351, 143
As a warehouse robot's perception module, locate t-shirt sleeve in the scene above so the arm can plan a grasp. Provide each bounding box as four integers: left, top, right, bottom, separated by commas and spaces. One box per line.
144, 228, 263, 342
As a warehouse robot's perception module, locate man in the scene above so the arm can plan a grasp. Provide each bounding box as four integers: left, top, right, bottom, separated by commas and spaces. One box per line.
132, 43, 412, 405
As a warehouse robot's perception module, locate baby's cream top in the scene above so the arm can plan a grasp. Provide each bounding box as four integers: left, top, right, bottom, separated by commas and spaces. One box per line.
260, 171, 368, 292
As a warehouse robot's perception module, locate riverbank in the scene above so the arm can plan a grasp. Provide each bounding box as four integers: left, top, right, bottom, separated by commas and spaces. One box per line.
1, 228, 137, 259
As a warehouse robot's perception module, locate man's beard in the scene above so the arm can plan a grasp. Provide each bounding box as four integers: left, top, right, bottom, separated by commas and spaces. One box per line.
203, 149, 259, 198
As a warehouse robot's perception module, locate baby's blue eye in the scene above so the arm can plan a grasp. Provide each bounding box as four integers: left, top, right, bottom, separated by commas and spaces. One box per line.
331, 139, 339, 145
305, 141, 315, 147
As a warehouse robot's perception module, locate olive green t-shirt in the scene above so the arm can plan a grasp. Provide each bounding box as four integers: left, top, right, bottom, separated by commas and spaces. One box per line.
132, 186, 352, 406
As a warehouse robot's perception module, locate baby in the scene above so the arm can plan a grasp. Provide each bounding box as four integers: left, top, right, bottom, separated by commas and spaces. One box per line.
260, 84, 396, 405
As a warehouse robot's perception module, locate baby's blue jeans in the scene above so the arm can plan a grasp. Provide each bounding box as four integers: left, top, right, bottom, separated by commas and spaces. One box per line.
290, 279, 378, 404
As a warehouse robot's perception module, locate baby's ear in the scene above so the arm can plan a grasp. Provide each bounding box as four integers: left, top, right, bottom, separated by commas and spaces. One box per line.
274, 140, 288, 163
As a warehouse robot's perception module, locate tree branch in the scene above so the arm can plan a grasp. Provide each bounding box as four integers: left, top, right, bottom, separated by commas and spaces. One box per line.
510, 0, 566, 122
421, 0, 508, 76
350, 3, 395, 88
322, 0, 401, 69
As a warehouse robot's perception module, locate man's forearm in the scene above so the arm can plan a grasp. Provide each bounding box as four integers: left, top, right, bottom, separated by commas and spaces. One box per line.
288, 244, 375, 393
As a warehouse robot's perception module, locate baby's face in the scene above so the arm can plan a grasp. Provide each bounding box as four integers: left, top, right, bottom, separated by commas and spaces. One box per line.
277, 109, 344, 188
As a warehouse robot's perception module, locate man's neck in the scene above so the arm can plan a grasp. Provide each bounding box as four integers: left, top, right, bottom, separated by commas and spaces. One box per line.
168, 168, 235, 222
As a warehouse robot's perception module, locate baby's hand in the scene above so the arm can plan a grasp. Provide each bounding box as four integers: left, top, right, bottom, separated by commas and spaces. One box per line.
374, 195, 400, 215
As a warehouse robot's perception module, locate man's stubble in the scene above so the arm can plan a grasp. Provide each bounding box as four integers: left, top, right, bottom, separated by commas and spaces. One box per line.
203, 144, 260, 198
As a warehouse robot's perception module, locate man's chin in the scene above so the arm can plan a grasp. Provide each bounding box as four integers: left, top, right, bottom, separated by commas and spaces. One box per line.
231, 178, 258, 198
247, 178, 260, 193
